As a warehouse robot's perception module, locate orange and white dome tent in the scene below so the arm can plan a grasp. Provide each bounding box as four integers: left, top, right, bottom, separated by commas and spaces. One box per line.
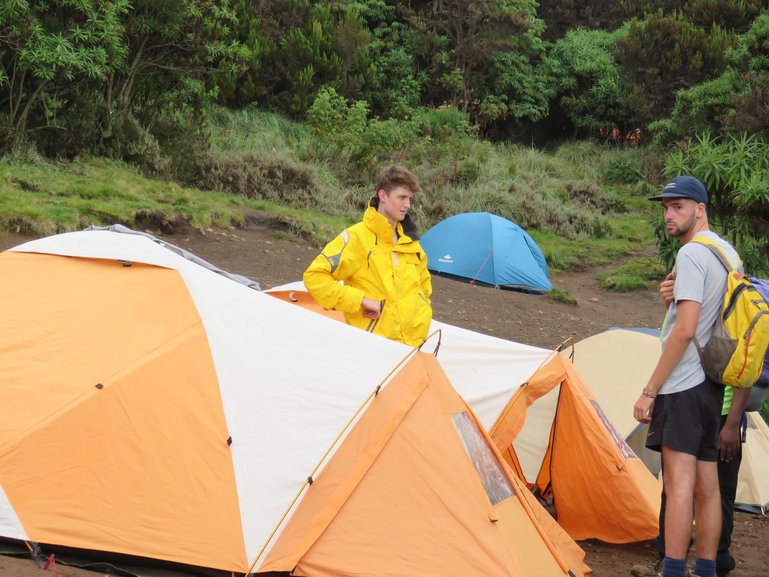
0, 228, 590, 577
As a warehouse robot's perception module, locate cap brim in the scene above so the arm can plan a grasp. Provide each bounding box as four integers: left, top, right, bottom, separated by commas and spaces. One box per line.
649, 192, 697, 202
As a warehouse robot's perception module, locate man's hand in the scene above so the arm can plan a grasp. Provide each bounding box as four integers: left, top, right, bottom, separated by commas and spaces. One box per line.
361, 297, 381, 319
660, 273, 675, 308
719, 420, 740, 462
633, 395, 655, 424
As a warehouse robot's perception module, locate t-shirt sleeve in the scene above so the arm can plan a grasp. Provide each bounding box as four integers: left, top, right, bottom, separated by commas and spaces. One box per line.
674, 245, 707, 304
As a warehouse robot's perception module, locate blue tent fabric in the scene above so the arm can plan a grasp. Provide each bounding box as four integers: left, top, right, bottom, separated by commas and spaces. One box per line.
420, 212, 552, 293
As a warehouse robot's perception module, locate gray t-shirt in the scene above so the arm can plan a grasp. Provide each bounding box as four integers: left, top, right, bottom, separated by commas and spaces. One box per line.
659, 231, 740, 394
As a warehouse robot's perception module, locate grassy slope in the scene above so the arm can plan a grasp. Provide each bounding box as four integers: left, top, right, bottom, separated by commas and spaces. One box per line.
0, 110, 665, 289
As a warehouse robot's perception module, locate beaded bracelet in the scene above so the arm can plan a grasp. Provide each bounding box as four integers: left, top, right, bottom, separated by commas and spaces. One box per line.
641, 389, 657, 399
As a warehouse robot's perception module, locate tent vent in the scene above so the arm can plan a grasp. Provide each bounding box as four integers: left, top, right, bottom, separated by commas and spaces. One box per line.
95, 383, 104, 389
118, 260, 133, 267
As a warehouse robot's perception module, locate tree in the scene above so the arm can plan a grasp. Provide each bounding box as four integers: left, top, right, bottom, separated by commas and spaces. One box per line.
614, 11, 731, 129
549, 29, 630, 137
0, 0, 247, 161
0, 0, 129, 153
652, 11, 769, 140
403, 0, 552, 127
221, 0, 372, 117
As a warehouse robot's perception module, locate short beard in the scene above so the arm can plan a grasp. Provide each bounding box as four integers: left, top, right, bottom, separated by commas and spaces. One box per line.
668, 214, 697, 238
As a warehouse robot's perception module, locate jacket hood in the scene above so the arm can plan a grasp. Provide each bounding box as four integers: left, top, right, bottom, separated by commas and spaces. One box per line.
368, 196, 420, 240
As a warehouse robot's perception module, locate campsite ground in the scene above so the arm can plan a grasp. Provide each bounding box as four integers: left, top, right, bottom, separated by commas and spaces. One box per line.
1, 218, 768, 577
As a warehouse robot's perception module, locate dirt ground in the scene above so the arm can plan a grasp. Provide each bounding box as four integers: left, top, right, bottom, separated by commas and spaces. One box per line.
1, 219, 767, 577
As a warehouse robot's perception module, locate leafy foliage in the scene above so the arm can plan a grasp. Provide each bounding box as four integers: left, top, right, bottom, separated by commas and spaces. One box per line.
0, 0, 130, 152
651, 11, 769, 140
549, 29, 630, 136
222, 0, 372, 117
0, 0, 248, 166
402, 0, 552, 128
614, 11, 731, 130
661, 131, 769, 275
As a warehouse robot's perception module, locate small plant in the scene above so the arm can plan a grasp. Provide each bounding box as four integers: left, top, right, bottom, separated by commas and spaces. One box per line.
604, 156, 645, 184
547, 287, 577, 305
597, 258, 667, 292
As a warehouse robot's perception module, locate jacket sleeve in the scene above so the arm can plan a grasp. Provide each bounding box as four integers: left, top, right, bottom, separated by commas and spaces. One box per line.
303, 229, 366, 314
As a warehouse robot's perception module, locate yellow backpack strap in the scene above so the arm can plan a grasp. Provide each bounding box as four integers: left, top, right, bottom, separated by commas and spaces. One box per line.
689, 237, 742, 273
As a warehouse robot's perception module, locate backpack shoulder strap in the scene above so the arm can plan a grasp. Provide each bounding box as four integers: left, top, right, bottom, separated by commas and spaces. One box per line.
688, 237, 741, 273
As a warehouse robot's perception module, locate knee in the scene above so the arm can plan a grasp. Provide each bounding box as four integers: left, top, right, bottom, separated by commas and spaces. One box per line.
693, 478, 719, 503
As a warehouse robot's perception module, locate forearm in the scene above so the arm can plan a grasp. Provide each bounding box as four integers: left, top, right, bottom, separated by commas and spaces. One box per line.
725, 388, 750, 427
304, 261, 365, 313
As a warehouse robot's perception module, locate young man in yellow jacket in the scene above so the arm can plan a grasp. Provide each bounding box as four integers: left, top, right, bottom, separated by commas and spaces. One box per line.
304, 165, 432, 347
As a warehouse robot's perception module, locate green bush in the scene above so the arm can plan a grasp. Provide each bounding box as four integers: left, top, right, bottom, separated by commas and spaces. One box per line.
604, 156, 646, 184
549, 28, 630, 136
660, 131, 769, 271
615, 12, 732, 128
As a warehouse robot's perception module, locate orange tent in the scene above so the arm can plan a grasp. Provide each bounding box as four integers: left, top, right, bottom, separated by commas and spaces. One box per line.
490, 353, 661, 543
0, 229, 590, 577
269, 284, 661, 543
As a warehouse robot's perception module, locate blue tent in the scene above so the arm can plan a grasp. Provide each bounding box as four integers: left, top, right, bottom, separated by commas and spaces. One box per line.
421, 212, 551, 293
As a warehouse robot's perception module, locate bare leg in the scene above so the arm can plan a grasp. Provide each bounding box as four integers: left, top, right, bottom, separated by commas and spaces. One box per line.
694, 458, 721, 560
661, 446, 696, 560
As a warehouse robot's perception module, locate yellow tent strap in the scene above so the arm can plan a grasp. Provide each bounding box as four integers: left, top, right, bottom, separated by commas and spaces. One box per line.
488, 336, 573, 437
246, 340, 426, 574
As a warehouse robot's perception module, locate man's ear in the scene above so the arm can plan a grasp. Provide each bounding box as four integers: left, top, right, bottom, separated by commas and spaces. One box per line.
377, 188, 388, 202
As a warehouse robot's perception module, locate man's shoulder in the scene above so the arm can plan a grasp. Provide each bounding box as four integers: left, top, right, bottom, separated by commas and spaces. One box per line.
687, 232, 740, 270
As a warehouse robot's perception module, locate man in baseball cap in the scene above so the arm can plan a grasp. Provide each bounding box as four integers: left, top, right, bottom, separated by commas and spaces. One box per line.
636, 174, 747, 577
649, 175, 709, 204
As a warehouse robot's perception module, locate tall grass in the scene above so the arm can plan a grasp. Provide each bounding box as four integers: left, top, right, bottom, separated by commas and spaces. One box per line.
1, 107, 660, 274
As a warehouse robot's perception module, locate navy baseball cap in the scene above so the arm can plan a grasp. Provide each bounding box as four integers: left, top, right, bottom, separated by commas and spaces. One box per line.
649, 175, 708, 204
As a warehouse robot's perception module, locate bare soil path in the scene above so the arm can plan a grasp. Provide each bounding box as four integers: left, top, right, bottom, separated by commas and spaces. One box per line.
1, 219, 767, 577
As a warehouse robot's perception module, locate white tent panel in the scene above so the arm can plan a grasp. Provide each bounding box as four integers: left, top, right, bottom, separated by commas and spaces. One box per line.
0, 484, 27, 541
737, 413, 769, 512
267, 281, 552, 430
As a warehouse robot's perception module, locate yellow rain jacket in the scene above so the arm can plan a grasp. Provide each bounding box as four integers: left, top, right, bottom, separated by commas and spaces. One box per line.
304, 203, 432, 347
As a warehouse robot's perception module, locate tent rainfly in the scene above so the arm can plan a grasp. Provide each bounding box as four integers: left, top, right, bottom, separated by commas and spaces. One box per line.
0, 229, 590, 577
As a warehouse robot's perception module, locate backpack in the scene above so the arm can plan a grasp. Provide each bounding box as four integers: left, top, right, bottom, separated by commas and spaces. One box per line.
745, 277, 769, 410
690, 237, 769, 389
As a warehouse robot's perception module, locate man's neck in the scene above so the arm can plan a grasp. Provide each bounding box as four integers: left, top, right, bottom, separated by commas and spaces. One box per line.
680, 222, 710, 245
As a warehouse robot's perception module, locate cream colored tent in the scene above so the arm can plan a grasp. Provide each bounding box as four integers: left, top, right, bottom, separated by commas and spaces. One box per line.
0, 230, 590, 577
269, 284, 661, 542
571, 328, 769, 514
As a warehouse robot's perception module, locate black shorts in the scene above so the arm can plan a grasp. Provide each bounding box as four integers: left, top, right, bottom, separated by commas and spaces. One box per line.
645, 378, 724, 461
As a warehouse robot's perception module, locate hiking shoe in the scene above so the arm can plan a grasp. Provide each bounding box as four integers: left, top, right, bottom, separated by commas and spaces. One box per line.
630, 559, 695, 577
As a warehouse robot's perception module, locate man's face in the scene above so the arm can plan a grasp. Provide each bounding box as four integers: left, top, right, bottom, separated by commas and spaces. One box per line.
378, 186, 413, 225
661, 197, 699, 238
